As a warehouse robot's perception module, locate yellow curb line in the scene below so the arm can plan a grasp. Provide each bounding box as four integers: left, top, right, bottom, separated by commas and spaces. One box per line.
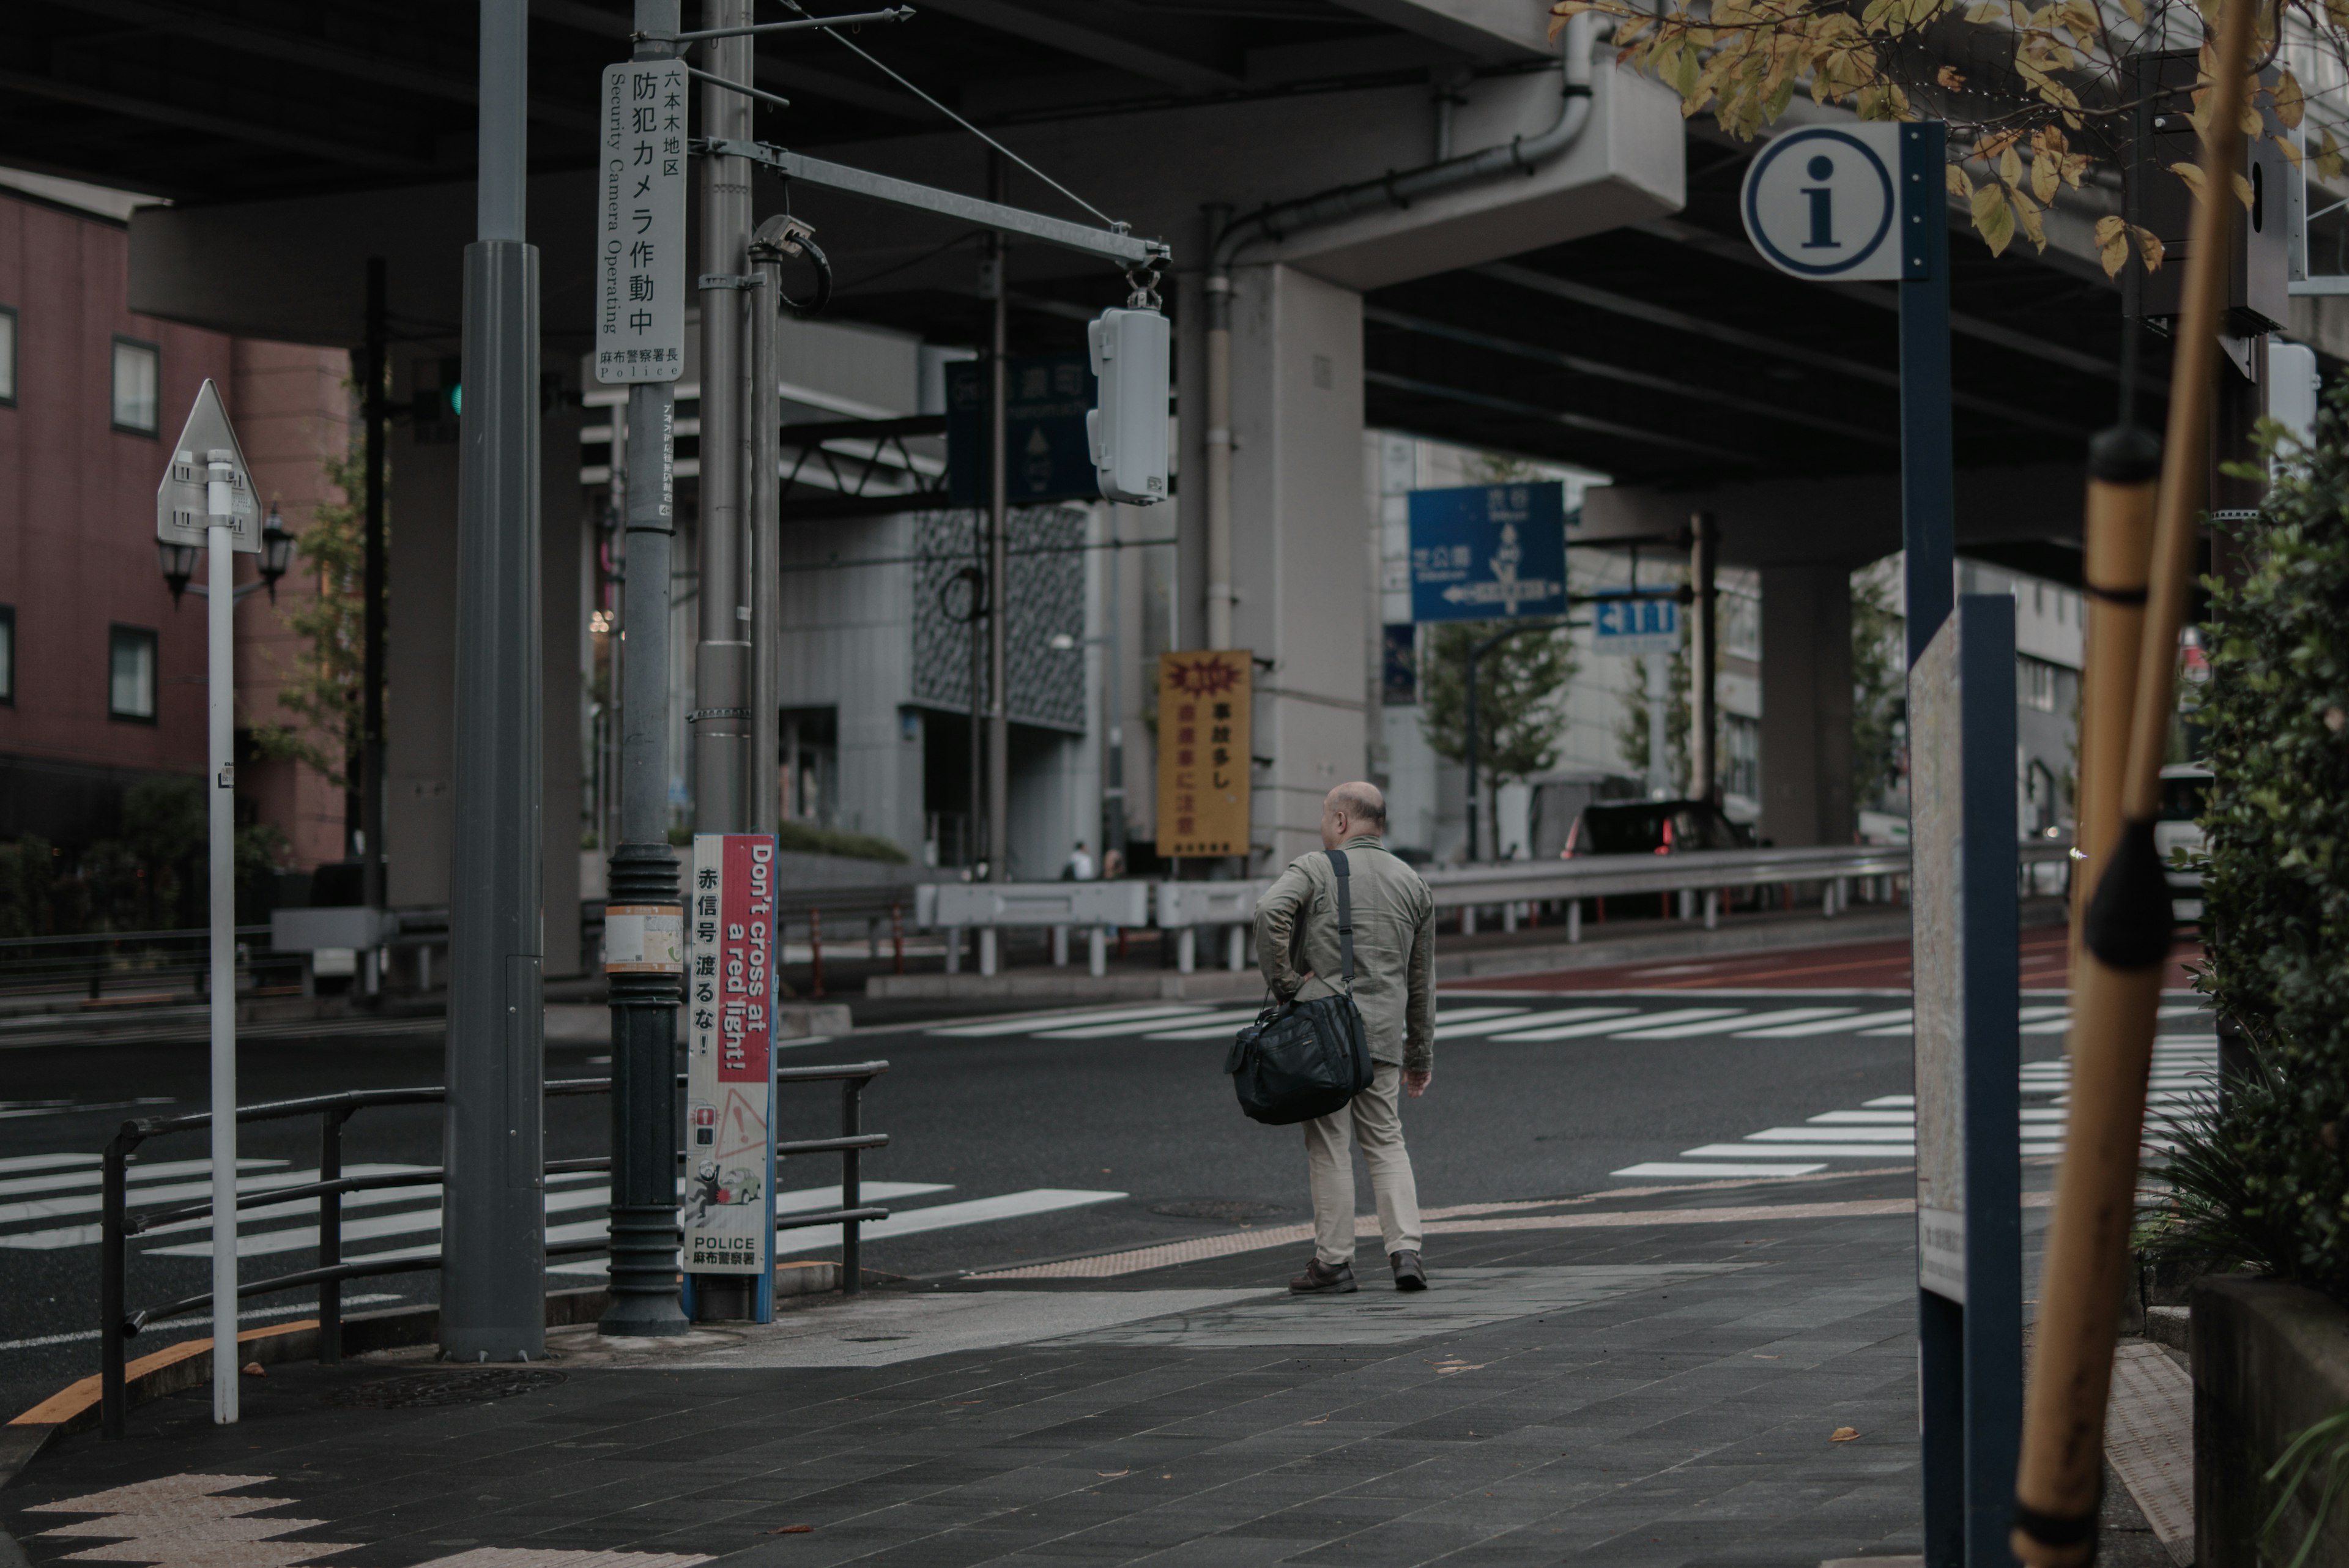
9, 1320, 317, 1433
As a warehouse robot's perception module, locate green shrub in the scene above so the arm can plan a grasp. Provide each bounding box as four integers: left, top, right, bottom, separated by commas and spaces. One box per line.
776, 820, 910, 865
2147, 393, 2349, 1298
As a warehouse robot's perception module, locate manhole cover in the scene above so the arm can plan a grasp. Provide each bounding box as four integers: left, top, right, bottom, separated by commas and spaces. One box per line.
331, 1368, 567, 1408
1149, 1198, 1287, 1223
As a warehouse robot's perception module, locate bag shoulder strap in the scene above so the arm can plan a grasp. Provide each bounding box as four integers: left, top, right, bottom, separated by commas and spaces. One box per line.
1326, 849, 1356, 990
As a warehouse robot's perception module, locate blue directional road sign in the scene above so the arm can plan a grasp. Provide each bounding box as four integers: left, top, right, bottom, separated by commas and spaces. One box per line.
1406, 482, 1566, 623
946, 352, 1099, 506
1589, 590, 1679, 656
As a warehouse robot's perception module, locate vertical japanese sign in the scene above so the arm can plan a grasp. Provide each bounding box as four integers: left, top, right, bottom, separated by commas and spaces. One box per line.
682, 834, 777, 1279
1156, 652, 1251, 858
596, 60, 687, 385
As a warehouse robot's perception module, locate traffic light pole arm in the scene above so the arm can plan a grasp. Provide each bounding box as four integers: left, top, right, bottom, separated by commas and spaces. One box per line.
691, 138, 1171, 272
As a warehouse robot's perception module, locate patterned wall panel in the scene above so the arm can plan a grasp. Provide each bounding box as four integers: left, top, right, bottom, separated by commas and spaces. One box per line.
910, 507, 1088, 732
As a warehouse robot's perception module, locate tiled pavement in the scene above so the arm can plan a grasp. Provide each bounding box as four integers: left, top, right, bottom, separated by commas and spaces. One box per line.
1, 1172, 1958, 1567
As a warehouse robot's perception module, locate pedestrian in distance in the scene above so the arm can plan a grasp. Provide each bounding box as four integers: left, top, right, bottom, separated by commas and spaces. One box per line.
1063, 841, 1096, 881
1253, 781, 1434, 1295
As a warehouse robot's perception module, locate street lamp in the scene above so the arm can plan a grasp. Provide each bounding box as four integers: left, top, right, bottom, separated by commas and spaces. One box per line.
258, 504, 294, 601
159, 502, 295, 607
157, 540, 201, 605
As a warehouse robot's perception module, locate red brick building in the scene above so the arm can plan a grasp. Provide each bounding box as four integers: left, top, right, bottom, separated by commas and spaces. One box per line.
0, 177, 349, 871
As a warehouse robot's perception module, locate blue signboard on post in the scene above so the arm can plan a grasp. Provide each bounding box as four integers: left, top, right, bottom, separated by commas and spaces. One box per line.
946, 352, 1098, 507
1590, 590, 1680, 656
1406, 483, 1567, 622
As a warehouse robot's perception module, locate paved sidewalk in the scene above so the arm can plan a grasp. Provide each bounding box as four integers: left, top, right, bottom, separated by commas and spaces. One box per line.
5, 1171, 1954, 1567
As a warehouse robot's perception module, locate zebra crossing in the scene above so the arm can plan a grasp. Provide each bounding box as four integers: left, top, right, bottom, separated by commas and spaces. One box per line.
922, 997, 2204, 1046
1612, 1016, 2219, 1180
0, 1149, 1125, 1288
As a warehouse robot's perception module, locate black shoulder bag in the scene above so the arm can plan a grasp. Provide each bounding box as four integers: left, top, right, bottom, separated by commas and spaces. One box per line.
1224, 849, 1376, 1125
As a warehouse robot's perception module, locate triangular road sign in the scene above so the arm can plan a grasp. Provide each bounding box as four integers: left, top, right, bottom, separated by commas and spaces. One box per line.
155, 379, 259, 552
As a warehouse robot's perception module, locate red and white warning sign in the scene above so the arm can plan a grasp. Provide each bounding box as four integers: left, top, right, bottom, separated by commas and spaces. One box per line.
681, 833, 777, 1275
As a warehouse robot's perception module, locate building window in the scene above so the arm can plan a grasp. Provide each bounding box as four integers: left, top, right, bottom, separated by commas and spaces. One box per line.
2017, 656, 2058, 713
0, 606, 13, 703
1723, 713, 1761, 801
108, 625, 156, 721
0, 307, 17, 407
111, 337, 159, 434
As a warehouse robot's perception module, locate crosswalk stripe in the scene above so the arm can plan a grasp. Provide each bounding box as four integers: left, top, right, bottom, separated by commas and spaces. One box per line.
0, 1154, 99, 1177
1136, 1009, 1284, 1041
1611, 1007, 1859, 1040
1681, 1142, 1913, 1159
1735, 1008, 1914, 1038
0, 1156, 283, 1202
1623, 1039, 2222, 1176
146, 1179, 962, 1260
1611, 1162, 1828, 1178
933, 1005, 1207, 1038
1745, 1126, 1918, 1143
1449, 1005, 1634, 1039
1486, 1007, 1744, 1042
546, 1187, 1128, 1276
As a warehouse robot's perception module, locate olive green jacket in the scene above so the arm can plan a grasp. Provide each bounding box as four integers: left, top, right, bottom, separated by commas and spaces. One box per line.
1253, 834, 1436, 1072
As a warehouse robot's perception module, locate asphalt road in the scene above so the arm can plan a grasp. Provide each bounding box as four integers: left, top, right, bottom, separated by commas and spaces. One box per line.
0, 984, 2101, 1425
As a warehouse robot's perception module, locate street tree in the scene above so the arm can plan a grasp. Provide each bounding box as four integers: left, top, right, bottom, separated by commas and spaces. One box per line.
1421, 619, 1579, 851
1549, 0, 2332, 269
251, 440, 373, 787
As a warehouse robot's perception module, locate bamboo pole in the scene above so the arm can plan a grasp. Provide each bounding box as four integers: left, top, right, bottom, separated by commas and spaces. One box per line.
2011, 1, 2263, 1558
2068, 432, 2159, 968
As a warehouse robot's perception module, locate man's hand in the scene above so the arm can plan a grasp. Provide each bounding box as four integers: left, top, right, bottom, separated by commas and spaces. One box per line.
1403, 1069, 1432, 1099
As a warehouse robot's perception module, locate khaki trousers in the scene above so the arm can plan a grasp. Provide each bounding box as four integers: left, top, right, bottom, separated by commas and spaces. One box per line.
1304, 1063, 1422, 1268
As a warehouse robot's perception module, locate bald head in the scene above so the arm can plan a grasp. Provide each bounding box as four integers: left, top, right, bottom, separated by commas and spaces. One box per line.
1321, 782, 1387, 848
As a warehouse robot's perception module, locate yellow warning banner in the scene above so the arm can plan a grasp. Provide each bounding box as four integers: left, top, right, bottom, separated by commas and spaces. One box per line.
1156, 650, 1252, 858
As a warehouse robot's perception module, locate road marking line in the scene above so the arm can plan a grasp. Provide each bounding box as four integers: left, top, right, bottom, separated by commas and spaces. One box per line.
1485, 1007, 1744, 1042
1734, 1008, 1913, 1038
1681, 1142, 1915, 1158
1746, 1126, 1918, 1142
1808, 1111, 1914, 1124
930, 1005, 1206, 1038
1609, 1162, 1828, 1178
1613, 1007, 1859, 1039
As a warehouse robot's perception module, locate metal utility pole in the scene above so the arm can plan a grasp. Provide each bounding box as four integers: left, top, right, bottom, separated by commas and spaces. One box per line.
1103, 522, 1126, 862
600, 0, 689, 1340
1688, 512, 1718, 804
749, 219, 786, 834
203, 454, 239, 1422
985, 154, 1011, 882
692, 0, 753, 834
362, 259, 388, 920
440, 0, 546, 1363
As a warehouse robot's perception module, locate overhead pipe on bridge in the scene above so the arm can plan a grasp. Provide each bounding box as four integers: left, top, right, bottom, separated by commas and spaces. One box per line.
1199, 10, 1600, 650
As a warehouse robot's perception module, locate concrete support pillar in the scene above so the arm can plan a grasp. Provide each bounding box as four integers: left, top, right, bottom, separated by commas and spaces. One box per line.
1759, 565, 1855, 847
1220, 264, 1368, 866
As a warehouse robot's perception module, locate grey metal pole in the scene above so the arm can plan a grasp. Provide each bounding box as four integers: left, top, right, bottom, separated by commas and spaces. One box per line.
441, 0, 546, 1363
601, 0, 689, 1340
362, 259, 388, 921
204, 491, 237, 1424
1690, 512, 1718, 804
749, 220, 785, 834
986, 153, 1011, 882
692, 0, 752, 834
1103, 518, 1125, 861
1463, 646, 1479, 865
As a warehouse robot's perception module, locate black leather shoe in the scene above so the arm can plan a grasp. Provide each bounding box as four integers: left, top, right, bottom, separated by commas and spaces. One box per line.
1390, 1251, 1427, 1292
1289, 1258, 1357, 1295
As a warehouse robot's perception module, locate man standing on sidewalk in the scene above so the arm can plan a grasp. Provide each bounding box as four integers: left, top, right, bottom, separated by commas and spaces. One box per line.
1254, 782, 1436, 1295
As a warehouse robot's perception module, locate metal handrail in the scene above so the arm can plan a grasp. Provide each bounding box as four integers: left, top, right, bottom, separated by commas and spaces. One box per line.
99, 1076, 616, 1440
770, 1060, 889, 1293
103, 1061, 899, 1436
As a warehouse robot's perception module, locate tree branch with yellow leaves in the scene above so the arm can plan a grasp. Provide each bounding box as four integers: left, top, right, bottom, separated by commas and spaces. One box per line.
1551, 0, 2337, 274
